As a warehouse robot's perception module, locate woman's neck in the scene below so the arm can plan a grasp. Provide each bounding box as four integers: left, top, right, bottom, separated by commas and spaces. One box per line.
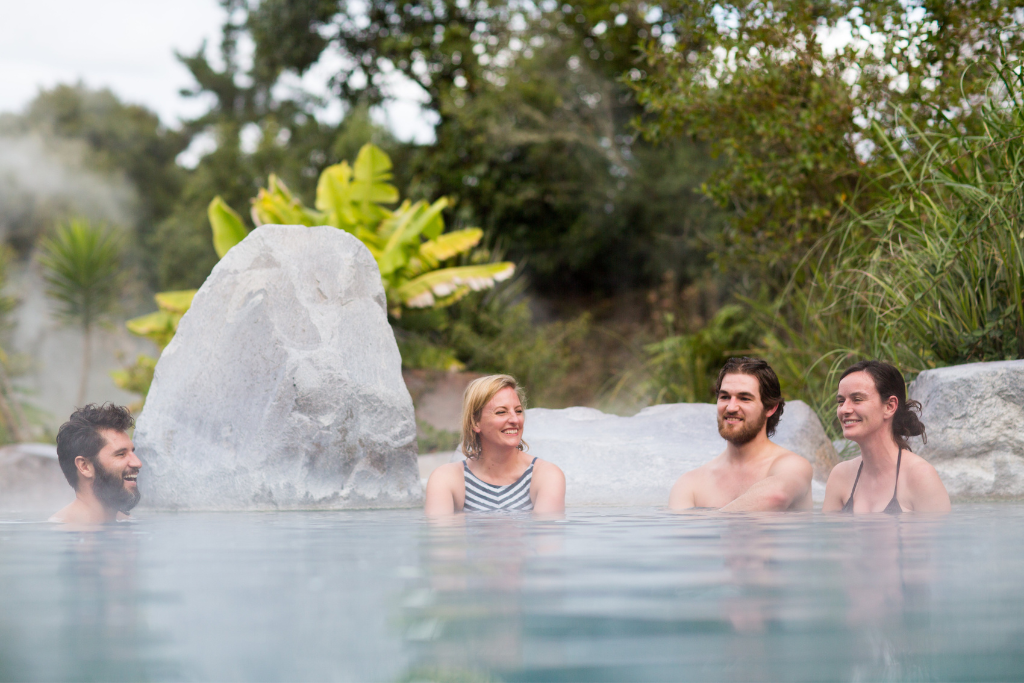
856, 430, 900, 474
474, 444, 523, 476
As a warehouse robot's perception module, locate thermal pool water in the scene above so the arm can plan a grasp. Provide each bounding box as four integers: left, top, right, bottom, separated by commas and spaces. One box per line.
1, 505, 1023, 681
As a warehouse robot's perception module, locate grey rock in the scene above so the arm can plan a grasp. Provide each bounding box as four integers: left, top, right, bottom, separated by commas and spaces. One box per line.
523, 400, 836, 506
909, 359, 1024, 498
0, 443, 71, 512
135, 225, 422, 510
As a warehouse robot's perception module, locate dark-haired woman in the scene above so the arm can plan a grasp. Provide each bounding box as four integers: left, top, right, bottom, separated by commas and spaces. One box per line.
822, 361, 950, 513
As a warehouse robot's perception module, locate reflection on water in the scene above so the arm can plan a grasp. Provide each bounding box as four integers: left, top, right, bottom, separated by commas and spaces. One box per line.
2, 507, 1024, 681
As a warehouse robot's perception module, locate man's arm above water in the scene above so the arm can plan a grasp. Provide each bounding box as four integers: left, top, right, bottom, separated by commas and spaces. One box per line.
719, 452, 813, 512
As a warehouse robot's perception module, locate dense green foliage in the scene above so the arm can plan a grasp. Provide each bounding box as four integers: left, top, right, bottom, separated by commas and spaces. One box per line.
759, 63, 1024, 434
644, 304, 760, 404
636, 0, 1024, 286
182, 0, 721, 295
646, 59, 1024, 440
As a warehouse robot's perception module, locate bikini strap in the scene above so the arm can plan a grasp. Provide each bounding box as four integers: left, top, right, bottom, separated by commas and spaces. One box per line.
893, 448, 902, 496
530, 456, 537, 465
847, 461, 864, 506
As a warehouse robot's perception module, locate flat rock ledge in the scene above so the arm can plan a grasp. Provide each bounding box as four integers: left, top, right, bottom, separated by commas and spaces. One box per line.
135, 225, 422, 510
909, 359, 1024, 499
522, 400, 835, 507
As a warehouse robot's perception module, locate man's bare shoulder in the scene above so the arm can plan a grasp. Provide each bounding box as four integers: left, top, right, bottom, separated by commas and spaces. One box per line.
49, 501, 78, 523
767, 445, 813, 474
672, 454, 723, 486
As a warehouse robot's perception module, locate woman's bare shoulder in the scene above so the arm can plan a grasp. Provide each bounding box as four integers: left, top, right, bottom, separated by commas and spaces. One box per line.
901, 450, 942, 481
531, 457, 563, 474
826, 457, 862, 484
426, 461, 464, 486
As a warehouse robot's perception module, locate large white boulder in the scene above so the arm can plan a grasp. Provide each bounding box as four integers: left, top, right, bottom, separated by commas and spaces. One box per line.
909, 359, 1024, 499
523, 400, 835, 506
135, 225, 422, 510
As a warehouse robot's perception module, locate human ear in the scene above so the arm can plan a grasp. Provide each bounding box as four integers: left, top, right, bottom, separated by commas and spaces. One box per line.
75, 456, 94, 479
472, 421, 481, 434
883, 395, 899, 418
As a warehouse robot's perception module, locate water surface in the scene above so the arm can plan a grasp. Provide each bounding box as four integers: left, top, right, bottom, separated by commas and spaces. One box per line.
1, 505, 1023, 681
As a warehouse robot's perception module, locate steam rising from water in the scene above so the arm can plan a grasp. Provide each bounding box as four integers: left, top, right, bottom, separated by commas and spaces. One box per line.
0, 134, 138, 249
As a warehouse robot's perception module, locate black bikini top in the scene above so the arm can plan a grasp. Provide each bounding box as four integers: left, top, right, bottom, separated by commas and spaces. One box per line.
841, 448, 903, 514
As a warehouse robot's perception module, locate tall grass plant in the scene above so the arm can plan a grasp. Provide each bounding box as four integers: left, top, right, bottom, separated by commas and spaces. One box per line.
759, 62, 1024, 440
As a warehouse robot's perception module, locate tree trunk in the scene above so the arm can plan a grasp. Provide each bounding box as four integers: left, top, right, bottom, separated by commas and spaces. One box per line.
77, 324, 91, 407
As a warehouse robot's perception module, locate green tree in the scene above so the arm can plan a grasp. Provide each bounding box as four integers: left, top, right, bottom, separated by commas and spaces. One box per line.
185, 0, 722, 295
38, 219, 123, 405
635, 0, 1024, 287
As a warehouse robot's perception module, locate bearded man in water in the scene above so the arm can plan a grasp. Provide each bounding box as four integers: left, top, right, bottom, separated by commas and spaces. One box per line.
669, 357, 812, 511
50, 403, 141, 524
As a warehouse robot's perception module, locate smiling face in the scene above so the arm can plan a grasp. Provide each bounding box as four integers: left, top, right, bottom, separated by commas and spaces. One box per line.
473, 386, 525, 452
717, 373, 772, 445
90, 428, 142, 512
836, 371, 898, 444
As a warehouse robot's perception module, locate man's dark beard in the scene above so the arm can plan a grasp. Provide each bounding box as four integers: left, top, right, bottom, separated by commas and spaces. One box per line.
717, 408, 768, 446
93, 461, 140, 513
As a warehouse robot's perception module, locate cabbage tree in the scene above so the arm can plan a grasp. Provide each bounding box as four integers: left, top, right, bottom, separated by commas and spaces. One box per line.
39, 219, 123, 405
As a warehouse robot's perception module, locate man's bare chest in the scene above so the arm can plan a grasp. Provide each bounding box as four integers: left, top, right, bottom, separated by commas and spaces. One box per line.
694, 467, 771, 507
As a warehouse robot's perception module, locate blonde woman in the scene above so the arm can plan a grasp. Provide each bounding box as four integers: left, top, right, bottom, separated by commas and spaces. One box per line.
425, 375, 565, 515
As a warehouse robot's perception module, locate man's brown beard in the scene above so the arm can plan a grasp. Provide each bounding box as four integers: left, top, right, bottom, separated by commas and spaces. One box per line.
93, 461, 141, 513
717, 407, 768, 445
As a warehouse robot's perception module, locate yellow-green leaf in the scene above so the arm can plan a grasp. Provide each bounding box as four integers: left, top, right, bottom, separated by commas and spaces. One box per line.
251, 175, 324, 227
396, 262, 515, 308
208, 196, 249, 258
379, 199, 449, 275
352, 143, 399, 204
126, 310, 178, 349
420, 228, 483, 263
155, 289, 197, 315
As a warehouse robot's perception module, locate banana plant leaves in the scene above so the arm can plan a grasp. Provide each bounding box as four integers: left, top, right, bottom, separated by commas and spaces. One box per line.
125, 289, 197, 350
396, 263, 516, 309
226, 142, 513, 314
208, 197, 249, 259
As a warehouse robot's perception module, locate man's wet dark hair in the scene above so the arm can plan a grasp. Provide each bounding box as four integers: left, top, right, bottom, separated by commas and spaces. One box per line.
714, 357, 785, 437
56, 403, 135, 489
840, 360, 926, 450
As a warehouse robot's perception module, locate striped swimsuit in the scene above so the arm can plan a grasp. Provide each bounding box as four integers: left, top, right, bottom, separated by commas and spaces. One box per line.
462, 457, 537, 512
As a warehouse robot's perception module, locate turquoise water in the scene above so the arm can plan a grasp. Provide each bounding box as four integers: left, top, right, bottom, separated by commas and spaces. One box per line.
1, 506, 1023, 682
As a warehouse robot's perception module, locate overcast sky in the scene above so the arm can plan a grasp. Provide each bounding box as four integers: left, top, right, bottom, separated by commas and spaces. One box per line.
0, 0, 433, 145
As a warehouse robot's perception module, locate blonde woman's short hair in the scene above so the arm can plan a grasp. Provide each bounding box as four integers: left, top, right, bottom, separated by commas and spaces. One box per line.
460, 374, 528, 458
